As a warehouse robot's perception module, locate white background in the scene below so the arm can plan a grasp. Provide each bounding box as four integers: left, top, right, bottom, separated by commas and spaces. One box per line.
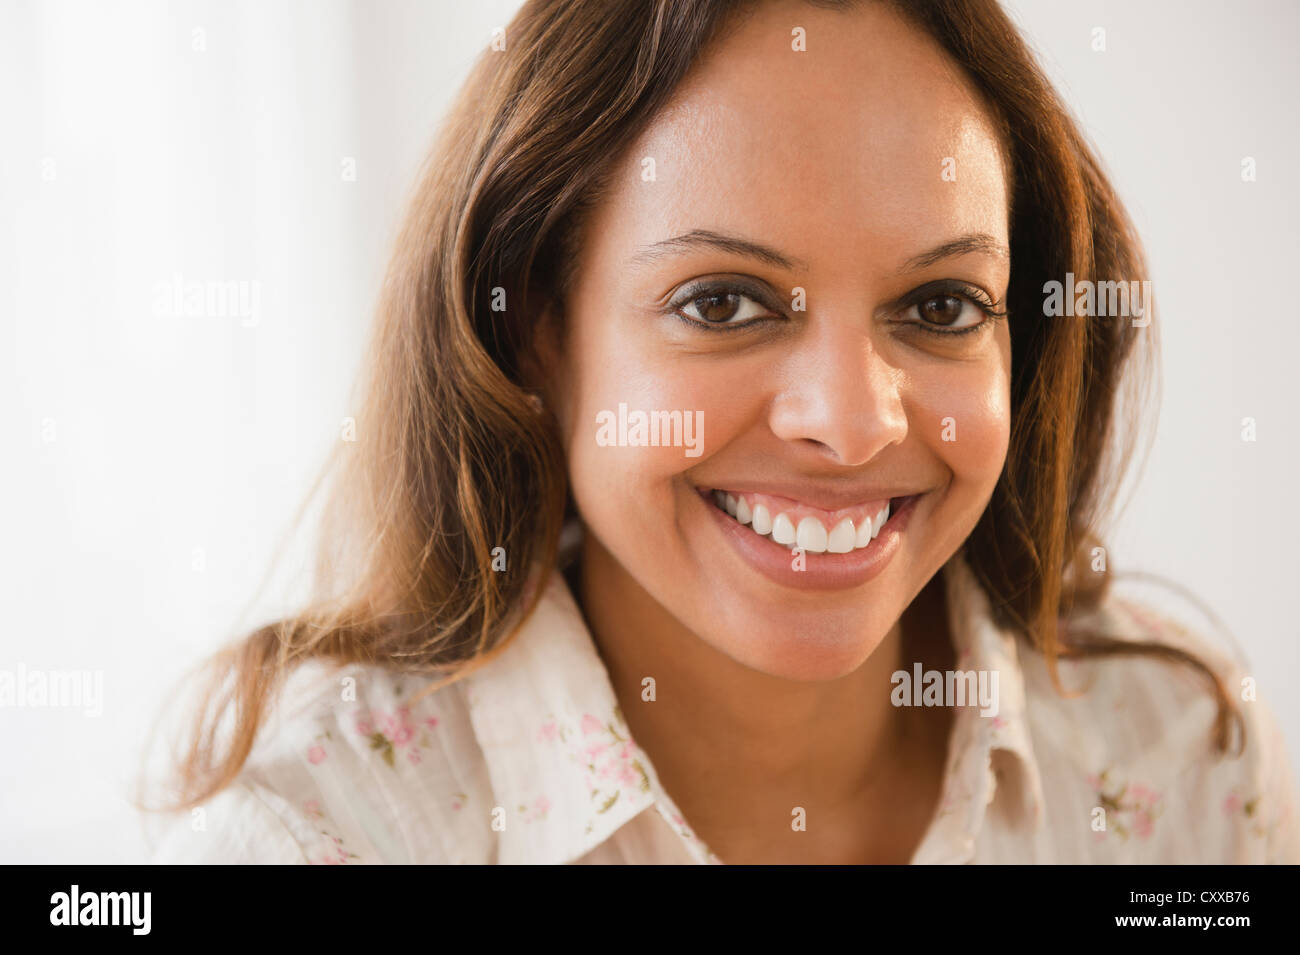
2, 0, 1296, 862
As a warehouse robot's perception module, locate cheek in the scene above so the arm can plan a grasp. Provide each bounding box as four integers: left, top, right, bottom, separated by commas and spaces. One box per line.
911, 358, 1011, 490
560, 323, 735, 525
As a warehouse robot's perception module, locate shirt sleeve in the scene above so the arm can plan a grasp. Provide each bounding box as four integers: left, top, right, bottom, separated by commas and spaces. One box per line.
148, 781, 311, 865
1083, 595, 1300, 863
1249, 697, 1300, 864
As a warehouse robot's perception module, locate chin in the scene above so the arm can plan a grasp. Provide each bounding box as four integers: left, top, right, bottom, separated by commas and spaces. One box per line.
682, 589, 906, 682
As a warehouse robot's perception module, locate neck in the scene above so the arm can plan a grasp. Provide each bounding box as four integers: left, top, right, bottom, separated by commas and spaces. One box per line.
573, 532, 953, 858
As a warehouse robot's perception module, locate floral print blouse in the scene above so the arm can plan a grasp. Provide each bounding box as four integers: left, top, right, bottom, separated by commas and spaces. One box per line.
147, 552, 1300, 864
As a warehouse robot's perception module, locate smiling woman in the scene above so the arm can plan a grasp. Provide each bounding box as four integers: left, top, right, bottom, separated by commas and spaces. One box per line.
140, 0, 1298, 865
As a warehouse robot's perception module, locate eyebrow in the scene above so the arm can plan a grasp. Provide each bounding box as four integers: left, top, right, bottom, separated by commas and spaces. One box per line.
630, 228, 1009, 275
897, 233, 1010, 273
630, 229, 809, 272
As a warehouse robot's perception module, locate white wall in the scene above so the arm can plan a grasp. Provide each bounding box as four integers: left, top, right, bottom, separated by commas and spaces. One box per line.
1000, 0, 1300, 763
1, 0, 1295, 862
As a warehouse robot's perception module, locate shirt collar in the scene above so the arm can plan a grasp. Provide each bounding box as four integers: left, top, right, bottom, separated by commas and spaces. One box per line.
464, 529, 1044, 864
462, 560, 669, 864
909, 552, 1046, 862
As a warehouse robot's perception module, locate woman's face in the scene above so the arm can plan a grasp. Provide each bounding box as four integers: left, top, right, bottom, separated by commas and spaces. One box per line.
544, 0, 1012, 680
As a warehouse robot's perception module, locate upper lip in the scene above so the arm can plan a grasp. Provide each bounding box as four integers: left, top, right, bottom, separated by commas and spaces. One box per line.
696, 481, 928, 512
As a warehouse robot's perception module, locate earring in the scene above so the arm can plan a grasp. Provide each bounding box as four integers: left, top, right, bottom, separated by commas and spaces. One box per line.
525, 392, 545, 413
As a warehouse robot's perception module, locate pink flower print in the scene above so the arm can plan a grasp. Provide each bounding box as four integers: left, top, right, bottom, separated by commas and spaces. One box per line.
308, 829, 359, 864
317, 838, 351, 865
1221, 790, 1260, 828
359, 706, 424, 768
307, 744, 327, 765
381, 711, 410, 741
451, 792, 467, 811
424, 716, 439, 728
303, 799, 323, 818
1133, 809, 1155, 839
1091, 768, 1162, 841
519, 795, 552, 823
568, 713, 652, 826
537, 720, 559, 742
991, 716, 1009, 730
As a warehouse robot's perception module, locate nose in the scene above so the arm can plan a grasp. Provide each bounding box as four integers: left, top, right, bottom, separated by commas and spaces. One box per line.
767, 315, 909, 467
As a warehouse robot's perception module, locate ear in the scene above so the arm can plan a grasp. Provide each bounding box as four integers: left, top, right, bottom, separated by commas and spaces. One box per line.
518, 298, 564, 401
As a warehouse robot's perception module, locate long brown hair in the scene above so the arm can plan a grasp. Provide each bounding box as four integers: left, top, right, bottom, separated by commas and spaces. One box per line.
141, 0, 1243, 815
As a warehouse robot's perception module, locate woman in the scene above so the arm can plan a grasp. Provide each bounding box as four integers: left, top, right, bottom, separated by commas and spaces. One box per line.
142, 0, 1298, 864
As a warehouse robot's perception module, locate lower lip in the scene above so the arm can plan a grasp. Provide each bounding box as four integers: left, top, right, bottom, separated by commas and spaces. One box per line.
698, 489, 922, 592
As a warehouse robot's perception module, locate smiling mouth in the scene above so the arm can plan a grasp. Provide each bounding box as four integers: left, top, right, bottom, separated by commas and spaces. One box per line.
702, 489, 917, 554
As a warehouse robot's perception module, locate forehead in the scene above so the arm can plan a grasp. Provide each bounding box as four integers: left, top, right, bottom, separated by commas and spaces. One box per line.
586, 0, 1009, 277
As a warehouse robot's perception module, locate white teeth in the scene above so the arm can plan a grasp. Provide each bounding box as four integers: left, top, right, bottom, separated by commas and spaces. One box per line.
734, 496, 752, 525
771, 513, 797, 546
873, 502, 891, 536
827, 518, 856, 554
854, 514, 873, 548
710, 491, 900, 553
795, 516, 829, 553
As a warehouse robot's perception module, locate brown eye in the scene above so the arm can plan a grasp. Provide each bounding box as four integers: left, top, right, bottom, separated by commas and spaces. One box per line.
902, 289, 994, 336
693, 292, 742, 324
919, 294, 966, 326
675, 287, 771, 328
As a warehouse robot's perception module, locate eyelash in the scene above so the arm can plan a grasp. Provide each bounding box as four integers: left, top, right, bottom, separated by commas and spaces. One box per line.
667, 279, 1007, 336
902, 283, 1007, 338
